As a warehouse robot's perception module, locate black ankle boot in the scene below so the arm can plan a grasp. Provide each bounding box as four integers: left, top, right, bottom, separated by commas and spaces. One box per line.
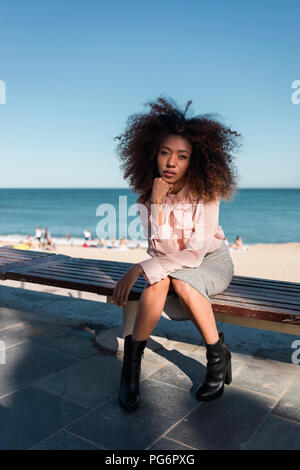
196, 331, 232, 401
119, 334, 147, 412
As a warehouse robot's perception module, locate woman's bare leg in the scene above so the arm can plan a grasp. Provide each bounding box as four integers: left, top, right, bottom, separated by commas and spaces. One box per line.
132, 277, 171, 341
170, 278, 219, 344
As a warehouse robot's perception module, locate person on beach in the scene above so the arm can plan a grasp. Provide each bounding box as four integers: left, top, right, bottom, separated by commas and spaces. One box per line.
34, 226, 43, 249
41, 227, 56, 251
230, 235, 243, 250
119, 237, 128, 250
83, 229, 91, 241
112, 96, 241, 412
97, 238, 107, 248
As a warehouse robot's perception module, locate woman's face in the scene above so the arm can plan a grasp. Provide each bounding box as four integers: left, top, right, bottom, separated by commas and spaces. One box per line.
157, 134, 192, 186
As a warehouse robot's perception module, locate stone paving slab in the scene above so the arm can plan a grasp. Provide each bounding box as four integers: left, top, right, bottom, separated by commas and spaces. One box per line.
144, 349, 207, 396
271, 375, 300, 422
0, 320, 57, 349
227, 358, 297, 398
35, 355, 122, 410
0, 385, 89, 450
149, 436, 197, 451
66, 377, 199, 450
0, 341, 81, 397
165, 386, 276, 450
30, 325, 99, 360
31, 429, 103, 450
34, 353, 171, 410
241, 414, 300, 450
0, 307, 37, 330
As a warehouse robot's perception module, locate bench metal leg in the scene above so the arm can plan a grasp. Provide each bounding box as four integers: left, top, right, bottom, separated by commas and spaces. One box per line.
122, 301, 139, 338
106, 296, 139, 339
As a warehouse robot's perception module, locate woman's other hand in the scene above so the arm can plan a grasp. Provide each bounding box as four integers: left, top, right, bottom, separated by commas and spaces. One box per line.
111, 264, 143, 307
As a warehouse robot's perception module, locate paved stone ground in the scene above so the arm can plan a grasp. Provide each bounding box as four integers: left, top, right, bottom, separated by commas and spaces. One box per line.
0, 284, 300, 450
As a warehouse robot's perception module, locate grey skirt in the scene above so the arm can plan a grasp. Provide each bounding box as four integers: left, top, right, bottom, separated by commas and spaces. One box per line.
162, 240, 234, 321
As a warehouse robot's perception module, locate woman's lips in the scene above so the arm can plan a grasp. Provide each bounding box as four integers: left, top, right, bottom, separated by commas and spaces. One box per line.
163, 171, 176, 178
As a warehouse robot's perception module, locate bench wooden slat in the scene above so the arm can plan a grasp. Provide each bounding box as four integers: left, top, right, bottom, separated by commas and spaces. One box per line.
211, 297, 300, 324
228, 281, 300, 295
29, 261, 137, 276
224, 286, 300, 305
12, 264, 145, 283
4, 259, 146, 295
211, 291, 300, 313
0, 254, 68, 280
0, 247, 54, 258
0, 253, 53, 265
233, 274, 300, 287
5, 270, 143, 297
51, 258, 134, 272
6, 268, 146, 290
231, 276, 300, 293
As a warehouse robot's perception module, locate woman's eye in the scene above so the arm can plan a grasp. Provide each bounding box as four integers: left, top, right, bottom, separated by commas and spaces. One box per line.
160, 151, 186, 158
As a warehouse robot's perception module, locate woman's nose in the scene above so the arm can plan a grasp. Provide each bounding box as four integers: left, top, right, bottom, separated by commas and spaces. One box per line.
167, 154, 176, 166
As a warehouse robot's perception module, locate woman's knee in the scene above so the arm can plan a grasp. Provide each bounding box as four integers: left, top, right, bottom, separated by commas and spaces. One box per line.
146, 276, 170, 292
170, 278, 192, 296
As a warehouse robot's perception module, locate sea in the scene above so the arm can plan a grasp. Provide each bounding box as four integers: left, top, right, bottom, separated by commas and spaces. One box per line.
0, 188, 299, 247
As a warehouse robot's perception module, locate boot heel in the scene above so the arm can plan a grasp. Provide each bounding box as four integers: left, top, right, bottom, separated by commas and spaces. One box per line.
225, 361, 232, 385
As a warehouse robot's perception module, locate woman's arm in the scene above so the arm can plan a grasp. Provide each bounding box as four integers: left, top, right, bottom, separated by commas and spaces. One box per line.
111, 263, 144, 306
138, 199, 221, 285
137, 197, 173, 245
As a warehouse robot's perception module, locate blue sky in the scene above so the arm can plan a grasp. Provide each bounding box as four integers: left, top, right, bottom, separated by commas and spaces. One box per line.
0, 0, 299, 188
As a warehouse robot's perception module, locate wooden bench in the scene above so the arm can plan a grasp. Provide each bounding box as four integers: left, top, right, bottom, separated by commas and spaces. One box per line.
0, 247, 300, 337
0, 246, 55, 269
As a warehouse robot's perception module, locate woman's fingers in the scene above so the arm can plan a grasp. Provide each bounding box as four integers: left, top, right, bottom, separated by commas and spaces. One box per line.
118, 284, 129, 306
112, 281, 121, 304
112, 279, 128, 306
112, 270, 136, 306
122, 288, 130, 306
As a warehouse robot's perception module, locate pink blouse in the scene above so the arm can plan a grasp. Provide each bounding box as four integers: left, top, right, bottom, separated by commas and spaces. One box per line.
137, 183, 225, 285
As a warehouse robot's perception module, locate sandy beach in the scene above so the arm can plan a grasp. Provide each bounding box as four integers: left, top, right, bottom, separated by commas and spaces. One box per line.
1, 240, 300, 283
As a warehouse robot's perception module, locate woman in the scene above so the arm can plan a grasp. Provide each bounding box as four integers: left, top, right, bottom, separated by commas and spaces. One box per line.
113, 96, 241, 412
